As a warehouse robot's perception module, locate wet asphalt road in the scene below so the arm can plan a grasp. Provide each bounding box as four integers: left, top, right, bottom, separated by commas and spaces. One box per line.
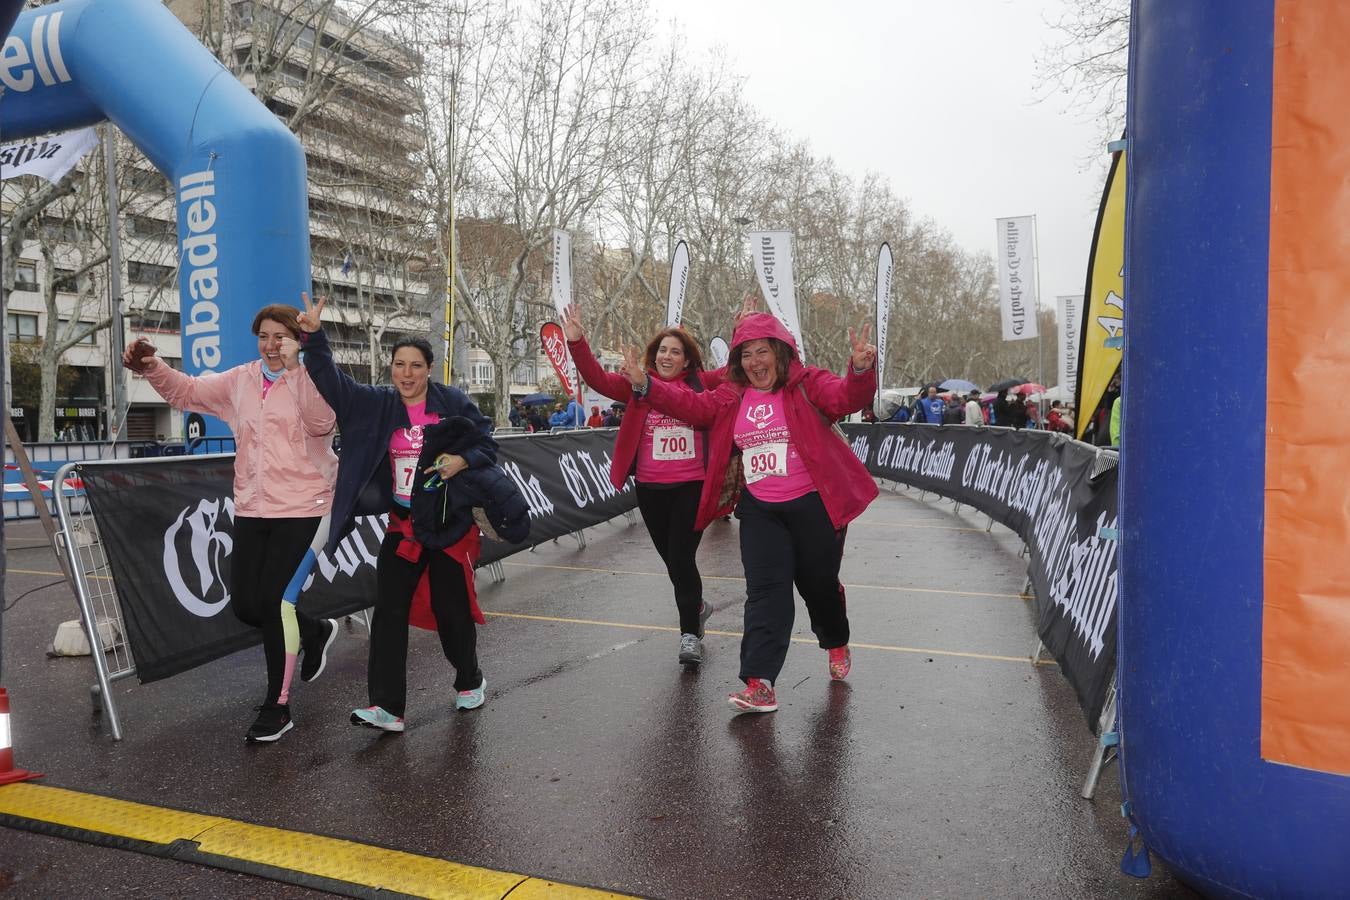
0, 487, 1199, 899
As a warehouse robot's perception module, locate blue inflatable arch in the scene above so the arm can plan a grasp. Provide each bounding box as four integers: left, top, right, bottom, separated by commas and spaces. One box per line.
0, 0, 309, 435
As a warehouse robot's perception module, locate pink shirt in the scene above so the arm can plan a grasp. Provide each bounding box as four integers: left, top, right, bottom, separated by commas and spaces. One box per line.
733, 388, 816, 502
636, 378, 705, 484
388, 401, 440, 506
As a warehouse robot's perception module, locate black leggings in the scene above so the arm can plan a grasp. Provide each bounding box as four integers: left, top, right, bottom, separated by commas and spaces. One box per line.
368, 511, 482, 716
636, 481, 705, 634
735, 490, 849, 684
230, 515, 326, 705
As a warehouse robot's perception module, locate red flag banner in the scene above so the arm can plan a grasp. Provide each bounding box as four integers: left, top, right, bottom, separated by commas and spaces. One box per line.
539, 322, 575, 397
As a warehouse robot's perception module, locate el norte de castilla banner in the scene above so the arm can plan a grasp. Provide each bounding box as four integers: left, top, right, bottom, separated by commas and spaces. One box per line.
80, 430, 638, 683
841, 423, 1119, 726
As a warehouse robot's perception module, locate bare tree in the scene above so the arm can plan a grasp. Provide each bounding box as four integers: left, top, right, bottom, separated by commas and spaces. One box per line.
1036, 0, 1129, 145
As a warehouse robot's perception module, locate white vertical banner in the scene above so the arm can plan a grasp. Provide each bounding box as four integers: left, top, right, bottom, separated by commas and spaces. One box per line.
874, 242, 893, 388
995, 216, 1039, 341
665, 240, 690, 327
708, 337, 729, 368
749, 230, 804, 360
549, 229, 580, 401
1057, 294, 1082, 396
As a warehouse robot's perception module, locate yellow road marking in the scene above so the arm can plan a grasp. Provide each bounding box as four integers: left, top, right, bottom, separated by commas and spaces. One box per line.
8, 566, 110, 581
483, 610, 1043, 665
500, 561, 1024, 600
849, 520, 987, 533
0, 783, 630, 899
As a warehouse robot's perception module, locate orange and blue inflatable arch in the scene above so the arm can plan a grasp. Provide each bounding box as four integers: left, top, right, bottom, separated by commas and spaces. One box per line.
1123, 1, 1350, 894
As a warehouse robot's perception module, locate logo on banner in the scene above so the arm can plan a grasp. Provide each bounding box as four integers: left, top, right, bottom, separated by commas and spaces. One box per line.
163, 498, 235, 618
539, 322, 575, 396
745, 402, 773, 430
180, 169, 223, 371
0, 11, 72, 92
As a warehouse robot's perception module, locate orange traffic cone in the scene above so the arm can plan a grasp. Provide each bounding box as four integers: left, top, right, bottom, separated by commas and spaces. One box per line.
0, 688, 42, 785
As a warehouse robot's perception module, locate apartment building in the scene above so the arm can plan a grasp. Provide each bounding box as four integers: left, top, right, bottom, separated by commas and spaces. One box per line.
3, 0, 433, 442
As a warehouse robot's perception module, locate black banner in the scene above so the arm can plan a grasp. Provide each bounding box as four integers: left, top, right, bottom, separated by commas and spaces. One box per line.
841, 423, 1118, 726
80, 429, 636, 684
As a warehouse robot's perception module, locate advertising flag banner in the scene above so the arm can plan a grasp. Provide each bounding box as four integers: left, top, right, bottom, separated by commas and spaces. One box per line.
1057, 295, 1082, 398
995, 216, 1039, 341
1074, 149, 1125, 438
749, 230, 804, 359
0, 126, 97, 183
550, 228, 573, 319
708, 336, 729, 368
875, 242, 894, 388
540, 322, 575, 397
665, 240, 690, 327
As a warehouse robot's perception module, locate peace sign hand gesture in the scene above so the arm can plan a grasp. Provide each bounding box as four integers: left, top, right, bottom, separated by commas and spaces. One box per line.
298, 292, 327, 333
848, 322, 876, 371
735, 292, 759, 322
619, 345, 648, 391
562, 302, 583, 342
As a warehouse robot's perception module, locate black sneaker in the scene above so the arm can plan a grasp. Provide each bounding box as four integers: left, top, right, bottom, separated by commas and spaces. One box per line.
245, 703, 293, 743
300, 618, 338, 683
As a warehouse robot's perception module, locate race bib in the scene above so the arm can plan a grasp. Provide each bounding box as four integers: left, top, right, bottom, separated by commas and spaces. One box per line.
393, 455, 418, 496
744, 442, 788, 483
652, 425, 696, 461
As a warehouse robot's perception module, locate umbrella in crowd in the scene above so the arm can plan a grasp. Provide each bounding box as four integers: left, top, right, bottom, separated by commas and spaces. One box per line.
988, 377, 1030, 393
520, 392, 555, 406
939, 378, 979, 393
1013, 383, 1047, 396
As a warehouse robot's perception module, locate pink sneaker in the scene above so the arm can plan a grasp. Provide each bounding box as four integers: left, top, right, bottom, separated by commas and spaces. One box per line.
828, 646, 851, 680
728, 678, 778, 713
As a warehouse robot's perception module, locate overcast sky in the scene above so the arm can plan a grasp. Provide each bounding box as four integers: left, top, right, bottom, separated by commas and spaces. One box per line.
646, 0, 1110, 312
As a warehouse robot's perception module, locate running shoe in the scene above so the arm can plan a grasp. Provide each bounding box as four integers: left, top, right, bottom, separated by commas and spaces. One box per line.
728, 678, 777, 713
245, 703, 293, 743
455, 677, 487, 711
697, 600, 714, 637
828, 646, 852, 681
679, 633, 704, 665
350, 705, 405, 732
300, 618, 339, 683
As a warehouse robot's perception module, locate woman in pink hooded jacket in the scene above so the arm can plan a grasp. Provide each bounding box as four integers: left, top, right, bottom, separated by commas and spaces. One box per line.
620, 313, 878, 713
123, 303, 339, 743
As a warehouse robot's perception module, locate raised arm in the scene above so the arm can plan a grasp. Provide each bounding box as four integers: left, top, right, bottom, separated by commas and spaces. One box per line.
800, 323, 877, 418
279, 335, 336, 438
296, 293, 379, 425
127, 337, 239, 422
620, 345, 724, 429
562, 301, 634, 402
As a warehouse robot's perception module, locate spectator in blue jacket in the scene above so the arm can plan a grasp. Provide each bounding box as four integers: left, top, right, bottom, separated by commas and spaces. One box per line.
917, 386, 946, 424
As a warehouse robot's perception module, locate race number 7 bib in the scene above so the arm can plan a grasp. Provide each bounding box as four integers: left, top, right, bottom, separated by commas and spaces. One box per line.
652, 425, 696, 461
744, 442, 788, 483
393, 456, 418, 496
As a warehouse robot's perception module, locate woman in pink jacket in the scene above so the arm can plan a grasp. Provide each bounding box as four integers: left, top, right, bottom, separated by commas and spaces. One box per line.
563, 301, 724, 665
620, 313, 878, 713
122, 304, 339, 743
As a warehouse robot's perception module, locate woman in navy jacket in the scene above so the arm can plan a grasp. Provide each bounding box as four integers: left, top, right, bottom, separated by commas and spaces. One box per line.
298, 294, 497, 732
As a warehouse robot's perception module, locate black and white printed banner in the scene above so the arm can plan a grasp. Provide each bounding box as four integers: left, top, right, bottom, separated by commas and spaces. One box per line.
81, 429, 636, 683
841, 423, 1118, 725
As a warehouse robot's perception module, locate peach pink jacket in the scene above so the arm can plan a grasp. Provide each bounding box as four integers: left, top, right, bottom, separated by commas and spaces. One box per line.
144, 360, 337, 518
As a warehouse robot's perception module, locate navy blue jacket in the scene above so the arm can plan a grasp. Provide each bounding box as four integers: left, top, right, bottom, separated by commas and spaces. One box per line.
918, 396, 945, 424
411, 416, 529, 549
300, 328, 496, 555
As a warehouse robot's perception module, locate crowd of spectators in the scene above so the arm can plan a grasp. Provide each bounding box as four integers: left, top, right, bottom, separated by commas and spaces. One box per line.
507, 398, 626, 432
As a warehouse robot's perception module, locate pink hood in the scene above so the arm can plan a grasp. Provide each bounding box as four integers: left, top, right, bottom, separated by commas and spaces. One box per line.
731, 313, 798, 355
